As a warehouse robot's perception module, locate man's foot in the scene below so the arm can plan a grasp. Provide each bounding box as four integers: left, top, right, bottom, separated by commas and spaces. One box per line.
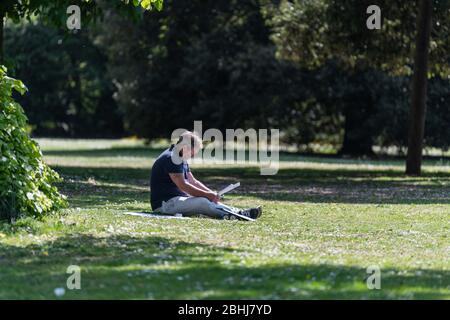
239, 206, 262, 220
254, 206, 263, 218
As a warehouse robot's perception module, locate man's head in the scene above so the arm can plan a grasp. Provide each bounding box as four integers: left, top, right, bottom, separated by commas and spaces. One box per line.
175, 131, 203, 160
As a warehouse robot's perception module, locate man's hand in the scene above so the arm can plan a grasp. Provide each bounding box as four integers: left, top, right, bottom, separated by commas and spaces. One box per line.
206, 191, 220, 204
169, 173, 220, 203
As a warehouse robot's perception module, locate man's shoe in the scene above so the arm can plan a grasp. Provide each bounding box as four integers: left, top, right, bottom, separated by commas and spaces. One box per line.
240, 206, 262, 220
253, 206, 263, 219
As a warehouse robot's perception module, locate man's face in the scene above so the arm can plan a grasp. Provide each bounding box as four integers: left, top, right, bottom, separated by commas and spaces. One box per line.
181, 145, 200, 160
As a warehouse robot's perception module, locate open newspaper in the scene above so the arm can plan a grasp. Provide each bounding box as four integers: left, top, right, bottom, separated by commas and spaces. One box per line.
218, 182, 240, 197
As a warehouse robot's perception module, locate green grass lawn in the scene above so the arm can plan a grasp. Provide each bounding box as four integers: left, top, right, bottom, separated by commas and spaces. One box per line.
1, 138, 449, 299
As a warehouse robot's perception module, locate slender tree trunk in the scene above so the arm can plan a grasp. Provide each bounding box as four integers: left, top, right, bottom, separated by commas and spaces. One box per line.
406, 0, 432, 175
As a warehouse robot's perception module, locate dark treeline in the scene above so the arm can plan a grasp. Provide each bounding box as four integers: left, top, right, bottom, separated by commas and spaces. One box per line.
5, 0, 450, 155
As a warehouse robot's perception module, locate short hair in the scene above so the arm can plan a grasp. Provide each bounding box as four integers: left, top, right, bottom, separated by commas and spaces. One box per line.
176, 131, 203, 150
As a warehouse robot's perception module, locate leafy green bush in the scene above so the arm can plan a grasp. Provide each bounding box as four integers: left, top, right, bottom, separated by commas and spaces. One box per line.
0, 66, 67, 221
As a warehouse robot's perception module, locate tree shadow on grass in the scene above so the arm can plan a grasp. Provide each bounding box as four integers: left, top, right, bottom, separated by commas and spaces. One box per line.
52, 166, 450, 206
0, 234, 448, 299
43, 147, 166, 159
57, 180, 149, 208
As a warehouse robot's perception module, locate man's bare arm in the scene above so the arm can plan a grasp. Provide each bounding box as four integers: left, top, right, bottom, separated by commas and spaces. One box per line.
186, 172, 212, 193
169, 173, 219, 203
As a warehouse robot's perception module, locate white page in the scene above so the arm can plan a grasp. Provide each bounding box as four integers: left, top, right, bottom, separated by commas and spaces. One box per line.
218, 182, 240, 196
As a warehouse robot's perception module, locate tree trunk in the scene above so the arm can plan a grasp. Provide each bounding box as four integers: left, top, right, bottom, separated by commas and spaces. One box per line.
406, 0, 432, 175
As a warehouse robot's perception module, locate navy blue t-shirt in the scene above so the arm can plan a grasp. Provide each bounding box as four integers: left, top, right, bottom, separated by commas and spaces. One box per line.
150, 145, 190, 210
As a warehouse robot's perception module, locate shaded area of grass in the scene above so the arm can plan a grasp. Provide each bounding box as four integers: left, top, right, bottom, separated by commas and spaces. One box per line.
53, 165, 450, 207
43, 146, 166, 159
1, 233, 448, 299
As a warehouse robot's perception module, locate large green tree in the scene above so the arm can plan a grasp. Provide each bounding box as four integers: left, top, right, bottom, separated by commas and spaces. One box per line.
6, 23, 125, 137
271, 0, 450, 174
0, 0, 163, 64
99, 0, 310, 139
0, 0, 162, 220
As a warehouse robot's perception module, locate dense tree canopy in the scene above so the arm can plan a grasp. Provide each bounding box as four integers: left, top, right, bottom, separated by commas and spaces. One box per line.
6, 23, 124, 137
270, 0, 450, 173
3, 0, 450, 157
0, 0, 163, 63
99, 0, 299, 138
271, 0, 450, 77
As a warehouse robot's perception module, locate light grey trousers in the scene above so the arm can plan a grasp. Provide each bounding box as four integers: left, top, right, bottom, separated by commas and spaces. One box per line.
154, 196, 240, 219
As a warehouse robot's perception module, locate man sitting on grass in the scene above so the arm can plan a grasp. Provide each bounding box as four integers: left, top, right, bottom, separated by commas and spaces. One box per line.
150, 131, 262, 221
